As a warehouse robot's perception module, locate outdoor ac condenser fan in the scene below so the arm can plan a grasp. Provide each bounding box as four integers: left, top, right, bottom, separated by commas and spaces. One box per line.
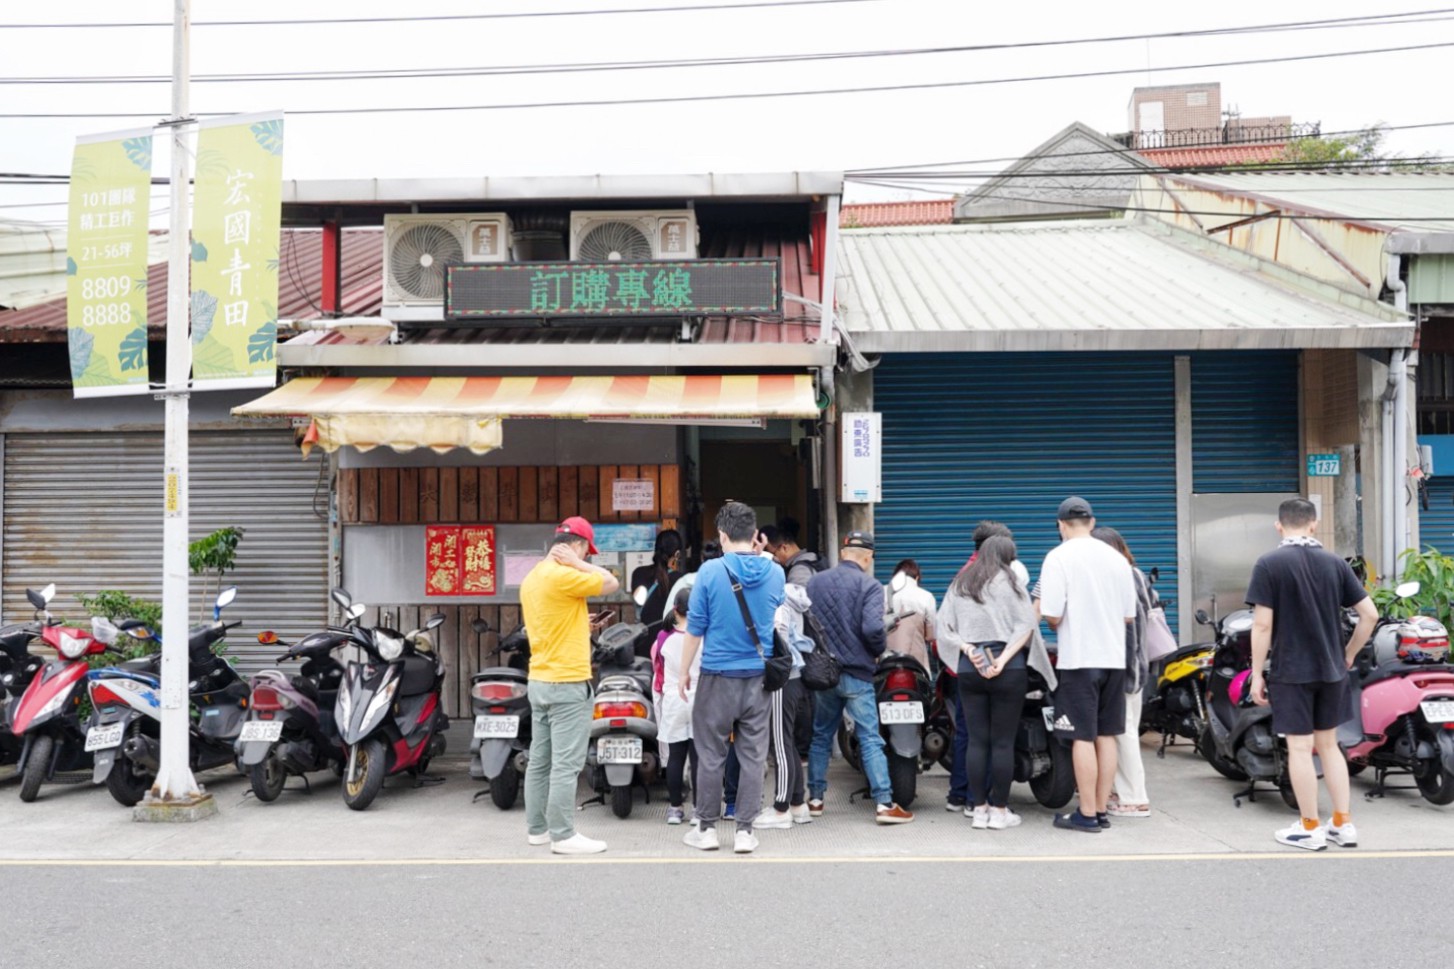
576, 221, 653, 262
388, 223, 464, 301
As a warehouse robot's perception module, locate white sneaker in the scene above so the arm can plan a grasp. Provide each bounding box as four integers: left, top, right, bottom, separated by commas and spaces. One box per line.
966, 805, 989, 829
683, 824, 720, 851
1274, 822, 1327, 851
1325, 819, 1359, 848
790, 803, 813, 824
527, 832, 551, 846
734, 830, 759, 854
550, 833, 607, 855
987, 807, 1022, 830
755, 809, 792, 830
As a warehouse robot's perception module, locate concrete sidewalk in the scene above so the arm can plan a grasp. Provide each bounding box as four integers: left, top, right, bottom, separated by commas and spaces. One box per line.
2, 733, 1451, 862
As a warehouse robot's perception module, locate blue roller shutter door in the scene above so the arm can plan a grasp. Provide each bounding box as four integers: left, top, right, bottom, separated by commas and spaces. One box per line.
873, 352, 1178, 629
1421, 479, 1454, 555
1192, 351, 1300, 493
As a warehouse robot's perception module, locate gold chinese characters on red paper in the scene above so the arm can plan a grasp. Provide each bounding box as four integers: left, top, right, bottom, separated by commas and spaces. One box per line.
425, 525, 496, 597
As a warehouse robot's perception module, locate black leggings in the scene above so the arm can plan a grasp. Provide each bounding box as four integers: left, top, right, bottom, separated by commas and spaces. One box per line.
957, 659, 1028, 808
666, 739, 697, 809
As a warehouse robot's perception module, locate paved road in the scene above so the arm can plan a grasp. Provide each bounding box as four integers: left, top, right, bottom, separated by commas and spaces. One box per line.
2, 852, 1445, 969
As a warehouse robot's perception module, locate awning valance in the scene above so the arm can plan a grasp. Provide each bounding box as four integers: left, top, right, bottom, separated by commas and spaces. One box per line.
232, 374, 820, 455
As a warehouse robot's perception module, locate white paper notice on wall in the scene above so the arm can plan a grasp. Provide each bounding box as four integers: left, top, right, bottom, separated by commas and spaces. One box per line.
612, 478, 655, 512
841, 411, 882, 504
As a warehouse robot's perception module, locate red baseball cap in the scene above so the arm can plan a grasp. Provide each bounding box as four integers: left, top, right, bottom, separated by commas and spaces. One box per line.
555, 516, 599, 555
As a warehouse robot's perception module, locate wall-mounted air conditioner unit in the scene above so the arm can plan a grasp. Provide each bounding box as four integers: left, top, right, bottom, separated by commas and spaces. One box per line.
569, 210, 697, 261
382, 213, 512, 321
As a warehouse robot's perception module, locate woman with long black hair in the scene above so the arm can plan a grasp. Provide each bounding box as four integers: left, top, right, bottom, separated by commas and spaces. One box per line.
630, 528, 684, 628
936, 534, 1054, 830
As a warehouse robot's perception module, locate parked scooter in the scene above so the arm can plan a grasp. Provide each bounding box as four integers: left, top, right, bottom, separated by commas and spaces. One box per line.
470, 620, 534, 810
330, 589, 450, 811
1339, 581, 1454, 804
1141, 642, 1216, 750
838, 652, 932, 808
0, 595, 48, 772
585, 618, 659, 818
1197, 607, 1302, 807
236, 627, 349, 801
85, 586, 250, 807
10, 584, 105, 801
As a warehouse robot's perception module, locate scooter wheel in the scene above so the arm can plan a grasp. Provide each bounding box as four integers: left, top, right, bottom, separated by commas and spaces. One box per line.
1278, 773, 1301, 811
490, 759, 520, 810
1196, 726, 1248, 781
888, 752, 917, 809
342, 738, 387, 811
105, 745, 152, 808
1029, 735, 1076, 810
248, 753, 287, 803
18, 734, 52, 803
610, 784, 633, 819
1416, 762, 1454, 805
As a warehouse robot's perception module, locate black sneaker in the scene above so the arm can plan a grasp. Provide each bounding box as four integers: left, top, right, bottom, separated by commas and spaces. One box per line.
1096, 812, 1111, 829
1053, 811, 1102, 833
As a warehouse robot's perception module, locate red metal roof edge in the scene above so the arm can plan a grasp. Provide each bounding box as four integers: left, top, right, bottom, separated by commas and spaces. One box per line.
840, 200, 954, 228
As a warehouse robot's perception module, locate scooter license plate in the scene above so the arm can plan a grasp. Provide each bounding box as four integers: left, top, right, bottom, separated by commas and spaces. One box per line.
474, 715, 519, 739
239, 720, 284, 743
1420, 699, 1454, 724
84, 723, 125, 752
598, 736, 642, 764
878, 701, 924, 724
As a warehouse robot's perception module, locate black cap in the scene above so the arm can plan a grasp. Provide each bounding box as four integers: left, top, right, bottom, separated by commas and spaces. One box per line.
843, 530, 875, 550
1057, 496, 1094, 521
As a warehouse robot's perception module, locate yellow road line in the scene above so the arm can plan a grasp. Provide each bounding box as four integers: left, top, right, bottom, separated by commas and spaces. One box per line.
1, 849, 1451, 868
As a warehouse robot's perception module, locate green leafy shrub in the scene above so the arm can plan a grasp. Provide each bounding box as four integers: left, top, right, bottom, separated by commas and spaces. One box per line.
1372, 547, 1454, 626
189, 526, 244, 621
75, 590, 161, 662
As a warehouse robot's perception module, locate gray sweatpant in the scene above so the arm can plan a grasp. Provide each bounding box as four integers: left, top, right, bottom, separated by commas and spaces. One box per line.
691, 672, 770, 832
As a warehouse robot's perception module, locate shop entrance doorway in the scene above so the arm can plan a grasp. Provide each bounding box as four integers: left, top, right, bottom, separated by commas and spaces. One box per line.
698, 439, 808, 549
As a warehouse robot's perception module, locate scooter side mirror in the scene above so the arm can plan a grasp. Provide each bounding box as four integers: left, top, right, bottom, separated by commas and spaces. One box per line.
1396, 581, 1421, 599
257, 630, 279, 645
1194, 609, 1211, 626
331, 588, 352, 611
471, 618, 491, 635
215, 586, 238, 610
1150, 567, 1160, 583
347, 602, 366, 621
425, 613, 446, 632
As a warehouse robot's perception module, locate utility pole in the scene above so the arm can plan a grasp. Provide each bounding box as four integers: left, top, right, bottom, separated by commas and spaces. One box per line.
137, 0, 214, 821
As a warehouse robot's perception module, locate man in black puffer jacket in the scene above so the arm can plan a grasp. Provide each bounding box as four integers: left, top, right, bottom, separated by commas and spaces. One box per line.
805, 531, 914, 825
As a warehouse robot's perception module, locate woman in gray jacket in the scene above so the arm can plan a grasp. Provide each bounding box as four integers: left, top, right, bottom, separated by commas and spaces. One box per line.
937, 535, 1052, 830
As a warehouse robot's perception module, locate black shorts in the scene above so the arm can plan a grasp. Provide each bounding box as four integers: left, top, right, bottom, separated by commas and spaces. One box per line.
1053, 668, 1127, 742
1270, 677, 1354, 735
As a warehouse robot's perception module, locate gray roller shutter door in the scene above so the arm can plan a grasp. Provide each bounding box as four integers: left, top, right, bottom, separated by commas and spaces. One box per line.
2, 430, 327, 673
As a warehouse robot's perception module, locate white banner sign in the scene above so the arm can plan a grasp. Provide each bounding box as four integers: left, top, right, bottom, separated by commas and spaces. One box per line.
841, 411, 882, 504
612, 478, 656, 512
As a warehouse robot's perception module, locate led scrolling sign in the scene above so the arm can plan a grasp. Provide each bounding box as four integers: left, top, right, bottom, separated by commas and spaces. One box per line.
443, 258, 781, 321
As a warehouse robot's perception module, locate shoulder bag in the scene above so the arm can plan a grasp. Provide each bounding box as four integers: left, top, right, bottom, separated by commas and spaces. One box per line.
727, 573, 793, 693
799, 612, 842, 691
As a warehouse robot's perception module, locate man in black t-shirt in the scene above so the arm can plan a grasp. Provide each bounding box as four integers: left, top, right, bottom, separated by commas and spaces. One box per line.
1245, 498, 1377, 851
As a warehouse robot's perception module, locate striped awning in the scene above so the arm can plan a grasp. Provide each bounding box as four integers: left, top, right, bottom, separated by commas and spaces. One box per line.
232, 374, 819, 455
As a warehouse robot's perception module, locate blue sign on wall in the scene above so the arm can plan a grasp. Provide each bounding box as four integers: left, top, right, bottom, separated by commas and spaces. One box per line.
1307, 453, 1341, 477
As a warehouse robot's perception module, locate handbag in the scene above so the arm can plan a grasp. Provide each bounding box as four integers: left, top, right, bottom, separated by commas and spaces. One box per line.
1144, 606, 1177, 662
799, 612, 842, 691
727, 573, 792, 692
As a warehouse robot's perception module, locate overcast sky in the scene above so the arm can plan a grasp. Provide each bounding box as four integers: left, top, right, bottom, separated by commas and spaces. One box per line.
2, 0, 1451, 225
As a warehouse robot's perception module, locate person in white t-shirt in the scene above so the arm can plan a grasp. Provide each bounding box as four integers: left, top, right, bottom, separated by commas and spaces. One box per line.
1037, 496, 1137, 834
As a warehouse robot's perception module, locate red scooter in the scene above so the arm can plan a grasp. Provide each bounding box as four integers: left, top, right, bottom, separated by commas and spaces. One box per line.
1340, 582, 1454, 804
10, 584, 115, 801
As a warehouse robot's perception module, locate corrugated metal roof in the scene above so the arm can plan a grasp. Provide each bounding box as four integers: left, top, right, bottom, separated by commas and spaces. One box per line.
0, 229, 380, 343
1137, 143, 1287, 168
840, 200, 954, 228
838, 218, 1411, 352
1164, 172, 1454, 232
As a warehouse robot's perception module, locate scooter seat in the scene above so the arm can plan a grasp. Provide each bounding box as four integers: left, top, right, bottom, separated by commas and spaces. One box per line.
473, 666, 528, 684
599, 672, 649, 695
119, 654, 161, 673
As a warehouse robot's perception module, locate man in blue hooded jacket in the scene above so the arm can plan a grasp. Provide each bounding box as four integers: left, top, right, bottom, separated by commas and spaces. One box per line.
678, 501, 785, 854
806, 531, 915, 825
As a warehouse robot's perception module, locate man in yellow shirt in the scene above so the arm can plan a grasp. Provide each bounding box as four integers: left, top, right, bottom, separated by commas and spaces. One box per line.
520, 516, 620, 855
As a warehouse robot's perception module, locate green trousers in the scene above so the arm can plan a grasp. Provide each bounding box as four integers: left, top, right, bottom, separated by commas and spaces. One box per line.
524, 679, 593, 842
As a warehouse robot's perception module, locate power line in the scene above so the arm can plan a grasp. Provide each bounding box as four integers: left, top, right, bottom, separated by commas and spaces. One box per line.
7, 39, 1454, 119
4, 9, 1451, 85
0, 0, 880, 29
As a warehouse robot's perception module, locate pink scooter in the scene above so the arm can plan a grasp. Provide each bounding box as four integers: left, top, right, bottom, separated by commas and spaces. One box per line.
1339, 582, 1454, 804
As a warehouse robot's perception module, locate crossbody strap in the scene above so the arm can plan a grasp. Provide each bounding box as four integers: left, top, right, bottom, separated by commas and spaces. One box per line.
724, 562, 767, 660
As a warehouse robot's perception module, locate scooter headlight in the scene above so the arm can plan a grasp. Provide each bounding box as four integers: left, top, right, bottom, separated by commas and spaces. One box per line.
375, 632, 404, 662
58, 632, 91, 659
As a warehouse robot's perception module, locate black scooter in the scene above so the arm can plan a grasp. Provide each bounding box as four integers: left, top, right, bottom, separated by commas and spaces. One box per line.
469, 620, 534, 810
331, 588, 450, 811
0, 606, 46, 772
1198, 608, 1304, 809
839, 652, 932, 808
